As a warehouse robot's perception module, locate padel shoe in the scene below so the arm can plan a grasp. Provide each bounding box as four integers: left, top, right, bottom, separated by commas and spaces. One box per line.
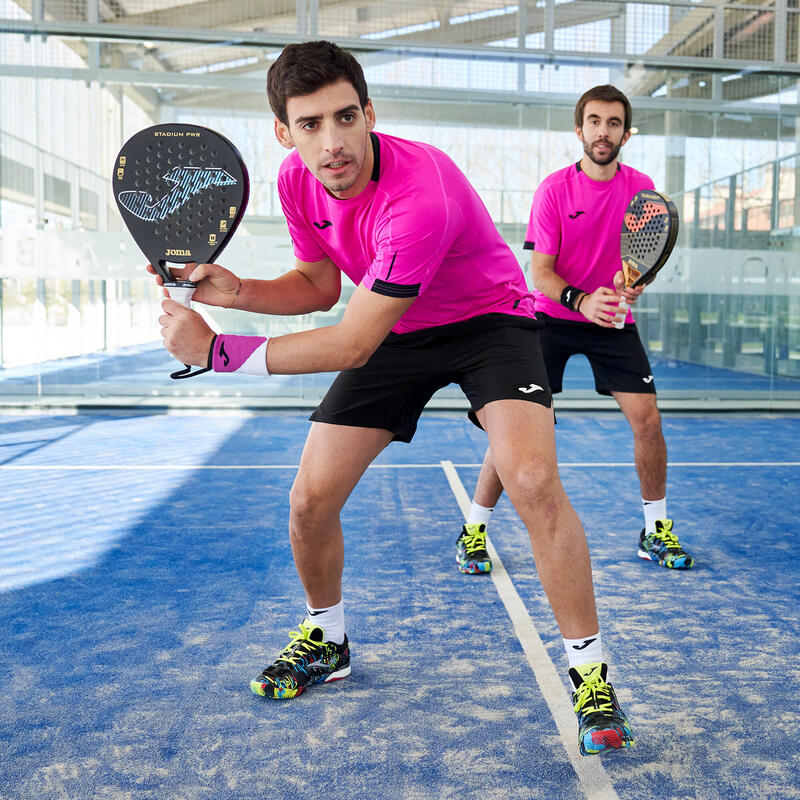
456, 523, 492, 574
250, 619, 350, 699
638, 519, 693, 569
570, 662, 634, 756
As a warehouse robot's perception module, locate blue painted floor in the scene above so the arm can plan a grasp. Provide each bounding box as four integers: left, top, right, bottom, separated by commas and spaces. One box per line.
1, 412, 798, 799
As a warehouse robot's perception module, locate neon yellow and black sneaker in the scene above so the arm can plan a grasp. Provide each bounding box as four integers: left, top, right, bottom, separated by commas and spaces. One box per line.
456, 523, 492, 574
250, 619, 350, 700
638, 519, 694, 569
570, 662, 634, 756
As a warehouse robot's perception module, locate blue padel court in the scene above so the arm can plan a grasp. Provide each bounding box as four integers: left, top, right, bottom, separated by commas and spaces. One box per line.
1, 409, 798, 800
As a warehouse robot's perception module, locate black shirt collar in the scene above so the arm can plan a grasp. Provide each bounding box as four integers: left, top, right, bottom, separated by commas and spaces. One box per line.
575, 160, 621, 173
370, 132, 380, 182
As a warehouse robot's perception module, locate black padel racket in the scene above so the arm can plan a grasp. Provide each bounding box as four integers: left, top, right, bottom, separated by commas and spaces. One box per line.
113, 123, 249, 375
614, 189, 679, 328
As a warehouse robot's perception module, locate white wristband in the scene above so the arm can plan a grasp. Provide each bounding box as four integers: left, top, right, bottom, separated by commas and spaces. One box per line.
210, 334, 270, 376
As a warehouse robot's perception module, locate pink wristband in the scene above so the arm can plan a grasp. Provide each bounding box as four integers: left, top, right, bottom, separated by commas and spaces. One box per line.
210, 334, 270, 376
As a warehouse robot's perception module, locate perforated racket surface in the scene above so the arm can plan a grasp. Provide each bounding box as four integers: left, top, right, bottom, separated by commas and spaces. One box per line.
113, 123, 249, 283
619, 189, 679, 288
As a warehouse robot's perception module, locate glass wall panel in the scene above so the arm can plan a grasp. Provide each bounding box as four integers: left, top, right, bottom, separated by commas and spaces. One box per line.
2, 0, 800, 408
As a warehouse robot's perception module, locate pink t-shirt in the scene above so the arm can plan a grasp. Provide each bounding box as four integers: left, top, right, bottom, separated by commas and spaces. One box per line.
525, 162, 654, 323
278, 132, 535, 334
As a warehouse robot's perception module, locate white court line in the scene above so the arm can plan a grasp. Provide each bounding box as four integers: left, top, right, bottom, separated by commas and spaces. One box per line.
440, 459, 621, 800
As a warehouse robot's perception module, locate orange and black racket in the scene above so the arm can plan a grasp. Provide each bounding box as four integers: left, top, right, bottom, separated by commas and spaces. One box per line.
615, 189, 678, 328
113, 123, 249, 374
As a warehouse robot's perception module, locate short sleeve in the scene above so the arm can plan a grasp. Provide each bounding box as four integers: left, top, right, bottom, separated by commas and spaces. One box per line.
278, 172, 327, 264
362, 192, 458, 299
525, 182, 560, 256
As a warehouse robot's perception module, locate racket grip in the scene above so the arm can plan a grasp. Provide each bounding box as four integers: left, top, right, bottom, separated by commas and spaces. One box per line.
613, 296, 628, 329
164, 280, 197, 309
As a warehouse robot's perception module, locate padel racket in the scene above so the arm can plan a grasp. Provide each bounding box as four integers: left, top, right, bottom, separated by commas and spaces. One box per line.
614, 189, 679, 328
113, 123, 249, 375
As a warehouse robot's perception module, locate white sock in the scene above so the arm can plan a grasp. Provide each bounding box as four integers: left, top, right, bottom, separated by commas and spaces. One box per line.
306, 599, 345, 645
468, 501, 494, 526
563, 632, 603, 668
642, 497, 667, 533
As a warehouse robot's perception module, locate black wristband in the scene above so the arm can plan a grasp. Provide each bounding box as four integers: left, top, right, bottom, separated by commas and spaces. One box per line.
560, 285, 583, 311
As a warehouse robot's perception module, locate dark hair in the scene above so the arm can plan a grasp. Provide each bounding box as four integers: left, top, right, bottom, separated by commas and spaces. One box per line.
574, 85, 632, 132
267, 40, 369, 125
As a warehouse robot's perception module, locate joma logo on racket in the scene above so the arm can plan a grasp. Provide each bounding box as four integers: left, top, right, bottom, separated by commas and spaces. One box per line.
166, 248, 191, 256
624, 201, 667, 233
118, 166, 237, 222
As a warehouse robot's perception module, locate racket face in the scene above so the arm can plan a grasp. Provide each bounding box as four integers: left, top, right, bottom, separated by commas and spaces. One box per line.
620, 189, 679, 287
113, 123, 249, 282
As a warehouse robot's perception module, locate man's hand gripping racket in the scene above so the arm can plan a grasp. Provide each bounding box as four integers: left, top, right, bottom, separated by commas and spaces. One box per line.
112, 123, 249, 377
614, 189, 679, 329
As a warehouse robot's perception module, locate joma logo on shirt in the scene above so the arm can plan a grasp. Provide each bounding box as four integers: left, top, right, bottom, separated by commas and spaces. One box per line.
568, 211, 586, 219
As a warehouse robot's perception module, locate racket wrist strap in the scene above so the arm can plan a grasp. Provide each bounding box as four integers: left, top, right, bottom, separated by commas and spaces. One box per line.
560, 285, 583, 312
209, 333, 270, 376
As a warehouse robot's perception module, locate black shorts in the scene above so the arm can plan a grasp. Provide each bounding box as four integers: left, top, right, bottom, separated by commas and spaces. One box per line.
310, 313, 552, 442
536, 313, 656, 396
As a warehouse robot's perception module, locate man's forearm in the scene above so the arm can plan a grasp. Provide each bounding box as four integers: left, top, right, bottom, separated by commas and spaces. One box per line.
534, 269, 571, 303
532, 253, 575, 303
234, 270, 339, 316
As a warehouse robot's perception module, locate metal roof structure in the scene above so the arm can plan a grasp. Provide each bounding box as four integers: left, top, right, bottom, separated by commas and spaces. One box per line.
2, 0, 799, 130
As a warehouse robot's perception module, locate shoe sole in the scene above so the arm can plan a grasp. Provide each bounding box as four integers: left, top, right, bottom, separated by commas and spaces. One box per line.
250, 664, 351, 699
637, 549, 693, 569
580, 728, 635, 756
456, 554, 492, 574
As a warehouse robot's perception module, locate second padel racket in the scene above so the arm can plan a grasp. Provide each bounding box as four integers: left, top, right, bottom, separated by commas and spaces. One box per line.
614, 188, 679, 328
113, 123, 249, 375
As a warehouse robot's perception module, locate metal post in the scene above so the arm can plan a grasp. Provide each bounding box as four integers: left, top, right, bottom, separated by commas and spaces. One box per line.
725, 174, 736, 250
764, 294, 776, 375
775, 0, 787, 66
308, 0, 319, 37
87, 0, 100, 70
712, 6, 724, 101
771, 160, 780, 231
688, 294, 703, 362
692, 187, 701, 249
544, 0, 554, 53
517, 0, 527, 92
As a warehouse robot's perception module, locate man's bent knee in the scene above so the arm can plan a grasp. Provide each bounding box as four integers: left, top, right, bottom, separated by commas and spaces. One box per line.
289, 480, 342, 532
499, 462, 565, 513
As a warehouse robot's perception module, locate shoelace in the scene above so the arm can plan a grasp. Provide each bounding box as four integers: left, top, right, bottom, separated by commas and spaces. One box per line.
573, 675, 615, 715
276, 623, 322, 667
653, 529, 684, 552
462, 529, 488, 555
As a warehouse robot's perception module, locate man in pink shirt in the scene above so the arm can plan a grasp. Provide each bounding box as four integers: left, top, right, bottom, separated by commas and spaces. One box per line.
460, 85, 693, 580
155, 43, 633, 755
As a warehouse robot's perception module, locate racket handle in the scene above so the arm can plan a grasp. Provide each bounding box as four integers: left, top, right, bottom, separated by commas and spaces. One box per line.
164, 280, 197, 309
613, 296, 628, 329
162, 279, 205, 379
